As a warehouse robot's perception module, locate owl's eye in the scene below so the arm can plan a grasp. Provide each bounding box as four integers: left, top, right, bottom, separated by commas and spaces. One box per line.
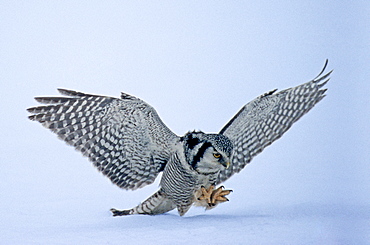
213, 153, 222, 158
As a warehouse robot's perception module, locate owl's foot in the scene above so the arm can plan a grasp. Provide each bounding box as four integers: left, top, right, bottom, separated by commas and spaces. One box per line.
198, 185, 232, 207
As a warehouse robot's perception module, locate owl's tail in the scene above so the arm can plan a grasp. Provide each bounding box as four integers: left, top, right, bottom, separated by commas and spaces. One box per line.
110, 189, 176, 216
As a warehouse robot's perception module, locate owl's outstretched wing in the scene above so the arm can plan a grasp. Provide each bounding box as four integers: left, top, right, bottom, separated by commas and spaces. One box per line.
28, 89, 179, 190
217, 61, 332, 184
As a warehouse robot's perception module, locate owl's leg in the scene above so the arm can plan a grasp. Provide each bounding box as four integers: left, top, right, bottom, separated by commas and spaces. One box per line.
111, 189, 176, 216
197, 185, 232, 208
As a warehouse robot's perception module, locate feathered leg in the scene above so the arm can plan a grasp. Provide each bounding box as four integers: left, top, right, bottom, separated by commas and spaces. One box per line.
111, 189, 176, 216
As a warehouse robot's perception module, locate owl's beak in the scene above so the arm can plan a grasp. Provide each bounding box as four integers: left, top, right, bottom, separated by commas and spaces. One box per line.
222, 162, 230, 169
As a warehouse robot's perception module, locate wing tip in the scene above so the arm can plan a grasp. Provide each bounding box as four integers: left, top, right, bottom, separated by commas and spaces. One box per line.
57, 88, 70, 95
314, 59, 333, 81
57, 88, 86, 97
28, 114, 36, 121
120, 92, 137, 100
34, 97, 49, 103
316, 59, 329, 78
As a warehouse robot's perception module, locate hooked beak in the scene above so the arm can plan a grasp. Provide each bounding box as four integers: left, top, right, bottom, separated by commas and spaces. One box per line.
222, 162, 230, 169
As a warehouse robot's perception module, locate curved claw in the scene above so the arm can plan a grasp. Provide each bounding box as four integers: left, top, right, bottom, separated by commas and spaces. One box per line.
198, 185, 215, 205
211, 186, 232, 204
198, 185, 232, 207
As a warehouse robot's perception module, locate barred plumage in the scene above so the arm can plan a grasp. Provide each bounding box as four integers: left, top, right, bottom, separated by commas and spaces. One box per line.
28, 61, 331, 216
217, 62, 331, 184
160, 150, 198, 216
28, 89, 178, 190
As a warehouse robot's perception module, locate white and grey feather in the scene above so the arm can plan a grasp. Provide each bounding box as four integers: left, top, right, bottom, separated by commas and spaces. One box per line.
217, 61, 331, 184
28, 89, 179, 190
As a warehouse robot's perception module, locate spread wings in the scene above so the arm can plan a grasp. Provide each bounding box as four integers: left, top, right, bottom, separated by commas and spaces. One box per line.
28, 89, 179, 190
217, 61, 332, 184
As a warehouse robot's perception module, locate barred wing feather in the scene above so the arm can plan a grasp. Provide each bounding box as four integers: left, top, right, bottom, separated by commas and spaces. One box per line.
28, 89, 179, 190
217, 62, 332, 184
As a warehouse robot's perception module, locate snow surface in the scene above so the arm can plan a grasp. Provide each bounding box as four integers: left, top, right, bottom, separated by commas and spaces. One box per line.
2, 167, 369, 245
2, 157, 369, 245
1, 1, 369, 244
2, 200, 369, 244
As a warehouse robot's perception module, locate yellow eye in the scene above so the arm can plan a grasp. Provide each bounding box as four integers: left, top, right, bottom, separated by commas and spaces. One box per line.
213, 153, 222, 158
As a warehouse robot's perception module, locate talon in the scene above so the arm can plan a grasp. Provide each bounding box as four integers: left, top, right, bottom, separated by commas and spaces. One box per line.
198, 185, 215, 204
198, 185, 232, 207
210, 186, 233, 205
199, 186, 215, 206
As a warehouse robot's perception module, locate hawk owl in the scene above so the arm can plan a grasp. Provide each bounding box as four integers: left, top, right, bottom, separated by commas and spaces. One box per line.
27, 61, 331, 216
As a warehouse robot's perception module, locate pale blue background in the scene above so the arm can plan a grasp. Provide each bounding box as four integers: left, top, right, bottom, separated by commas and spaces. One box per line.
1, 1, 369, 244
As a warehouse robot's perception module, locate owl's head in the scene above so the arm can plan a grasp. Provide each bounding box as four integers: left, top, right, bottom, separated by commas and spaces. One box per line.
181, 131, 233, 173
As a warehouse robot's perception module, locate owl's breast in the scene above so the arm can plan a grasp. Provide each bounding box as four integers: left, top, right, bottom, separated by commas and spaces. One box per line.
195, 171, 219, 189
